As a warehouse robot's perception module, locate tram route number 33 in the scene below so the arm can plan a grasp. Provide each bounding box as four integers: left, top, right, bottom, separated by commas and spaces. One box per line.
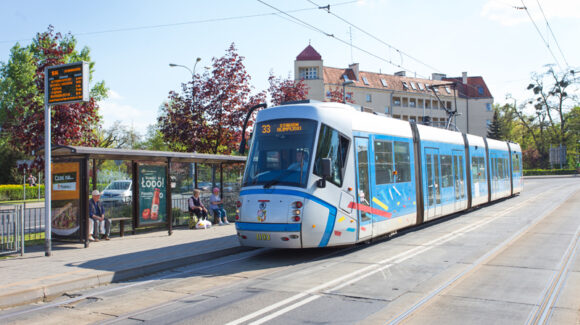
256, 233, 271, 241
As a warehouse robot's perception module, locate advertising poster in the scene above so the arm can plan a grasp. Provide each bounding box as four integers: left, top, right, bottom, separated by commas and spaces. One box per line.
51, 162, 81, 237
138, 165, 167, 225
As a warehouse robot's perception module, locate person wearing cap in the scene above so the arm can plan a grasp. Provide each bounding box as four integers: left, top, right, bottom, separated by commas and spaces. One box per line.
89, 190, 111, 241
209, 187, 229, 225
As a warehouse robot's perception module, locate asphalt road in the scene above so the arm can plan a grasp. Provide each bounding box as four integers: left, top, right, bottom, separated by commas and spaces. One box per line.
1, 176, 579, 324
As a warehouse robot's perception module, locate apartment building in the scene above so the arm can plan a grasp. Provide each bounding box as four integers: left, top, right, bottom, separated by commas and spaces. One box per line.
293, 45, 494, 137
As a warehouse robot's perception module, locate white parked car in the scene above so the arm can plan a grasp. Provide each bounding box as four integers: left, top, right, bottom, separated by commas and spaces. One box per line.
101, 180, 132, 204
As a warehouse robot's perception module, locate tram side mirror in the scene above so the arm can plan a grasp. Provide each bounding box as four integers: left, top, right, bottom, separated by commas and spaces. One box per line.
317, 158, 332, 188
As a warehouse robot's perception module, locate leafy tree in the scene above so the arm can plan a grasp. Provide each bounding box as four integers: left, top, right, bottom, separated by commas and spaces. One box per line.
486, 110, 502, 140
159, 43, 266, 155
98, 121, 141, 149
0, 137, 26, 184
138, 124, 170, 151
512, 67, 578, 167
267, 72, 308, 106
0, 26, 107, 170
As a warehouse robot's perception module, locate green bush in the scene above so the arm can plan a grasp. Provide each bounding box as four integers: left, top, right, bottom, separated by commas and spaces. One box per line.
524, 169, 577, 176
0, 184, 45, 201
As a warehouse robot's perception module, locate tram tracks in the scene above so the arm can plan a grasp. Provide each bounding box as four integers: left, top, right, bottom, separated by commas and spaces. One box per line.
225, 183, 577, 325
0, 240, 362, 323
384, 184, 580, 325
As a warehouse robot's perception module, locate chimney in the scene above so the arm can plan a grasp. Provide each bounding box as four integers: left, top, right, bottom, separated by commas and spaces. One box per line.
462, 72, 467, 84
349, 63, 359, 80
394, 71, 406, 77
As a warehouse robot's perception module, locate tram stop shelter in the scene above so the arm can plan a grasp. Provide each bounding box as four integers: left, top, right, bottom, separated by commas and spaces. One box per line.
48, 145, 246, 247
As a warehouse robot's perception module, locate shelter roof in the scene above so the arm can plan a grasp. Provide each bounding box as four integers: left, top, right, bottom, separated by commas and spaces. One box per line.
49, 146, 246, 164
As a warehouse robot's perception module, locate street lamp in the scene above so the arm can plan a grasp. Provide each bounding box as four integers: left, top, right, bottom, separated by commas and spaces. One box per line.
169, 57, 201, 101
342, 80, 354, 104
169, 57, 201, 78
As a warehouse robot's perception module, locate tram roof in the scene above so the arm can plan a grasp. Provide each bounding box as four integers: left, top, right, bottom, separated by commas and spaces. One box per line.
47, 145, 246, 164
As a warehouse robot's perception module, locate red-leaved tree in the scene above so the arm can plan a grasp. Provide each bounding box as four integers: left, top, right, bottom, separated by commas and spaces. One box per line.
267, 73, 309, 106
0, 26, 106, 169
159, 43, 266, 155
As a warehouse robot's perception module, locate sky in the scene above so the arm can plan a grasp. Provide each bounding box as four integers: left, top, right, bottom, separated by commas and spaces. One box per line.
1, 0, 579, 136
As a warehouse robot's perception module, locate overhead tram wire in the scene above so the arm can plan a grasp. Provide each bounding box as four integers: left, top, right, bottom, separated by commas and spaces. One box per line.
0, 1, 358, 45
534, 0, 569, 67
519, 0, 563, 70
256, 0, 426, 78
306, 0, 442, 73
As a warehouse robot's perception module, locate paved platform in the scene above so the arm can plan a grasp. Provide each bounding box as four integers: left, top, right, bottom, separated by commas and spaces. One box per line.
0, 224, 250, 309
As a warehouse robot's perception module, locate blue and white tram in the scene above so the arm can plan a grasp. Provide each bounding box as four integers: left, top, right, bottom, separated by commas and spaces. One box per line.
235, 101, 523, 248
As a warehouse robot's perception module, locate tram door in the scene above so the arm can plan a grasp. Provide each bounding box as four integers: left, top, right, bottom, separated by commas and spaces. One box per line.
354, 137, 373, 241
424, 148, 442, 219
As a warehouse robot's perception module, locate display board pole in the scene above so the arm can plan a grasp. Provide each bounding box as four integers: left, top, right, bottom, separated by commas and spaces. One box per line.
44, 74, 52, 256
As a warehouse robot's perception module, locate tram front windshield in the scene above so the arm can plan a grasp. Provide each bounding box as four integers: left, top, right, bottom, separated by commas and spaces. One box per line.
243, 118, 317, 188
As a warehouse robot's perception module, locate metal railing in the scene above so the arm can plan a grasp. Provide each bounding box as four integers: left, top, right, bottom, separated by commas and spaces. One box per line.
0, 208, 23, 256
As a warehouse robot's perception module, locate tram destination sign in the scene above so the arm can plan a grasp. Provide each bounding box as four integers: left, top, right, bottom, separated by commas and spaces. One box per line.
46, 62, 89, 105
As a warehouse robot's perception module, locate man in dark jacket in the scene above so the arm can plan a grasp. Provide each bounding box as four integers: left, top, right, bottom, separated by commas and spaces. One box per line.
89, 190, 111, 241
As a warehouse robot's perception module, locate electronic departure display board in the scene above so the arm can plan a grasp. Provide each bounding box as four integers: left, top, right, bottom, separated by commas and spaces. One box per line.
46, 62, 89, 105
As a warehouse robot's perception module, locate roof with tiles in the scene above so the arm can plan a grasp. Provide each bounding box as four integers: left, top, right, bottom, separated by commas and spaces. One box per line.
323, 66, 457, 96
443, 76, 492, 98
296, 45, 322, 61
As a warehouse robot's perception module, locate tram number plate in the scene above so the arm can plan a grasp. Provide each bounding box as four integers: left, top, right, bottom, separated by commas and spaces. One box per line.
256, 233, 271, 241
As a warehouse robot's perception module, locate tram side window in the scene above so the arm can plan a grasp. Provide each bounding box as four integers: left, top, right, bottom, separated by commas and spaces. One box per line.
374, 140, 394, 184
478, 157, 486, 182
314, 124, 350, 187
472, 156, 486, 183
512, 153, 521, 173
394, 141, 411, 182
440, 155, 453, 187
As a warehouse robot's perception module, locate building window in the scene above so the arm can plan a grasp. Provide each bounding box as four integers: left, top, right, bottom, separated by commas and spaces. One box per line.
425, 101, 431, 109
410, 82, 418, 90
343, 74, 350, 81
366, 94, 372, 102
418, 83, 425, 91
445, 87, 451, 94
409, 99, 416, 108
362, 77, 369, 85
299, 67, 318, 80
478, 86, 484, 95
446, 101, 452, 109
393, 97, 401, 106
380, 79, 388, 87
486, 103, 492, 111
402, 81, 409, 90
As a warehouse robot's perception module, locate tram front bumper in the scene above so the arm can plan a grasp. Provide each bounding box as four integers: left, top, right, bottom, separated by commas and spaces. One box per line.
235, 222, 302, 248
